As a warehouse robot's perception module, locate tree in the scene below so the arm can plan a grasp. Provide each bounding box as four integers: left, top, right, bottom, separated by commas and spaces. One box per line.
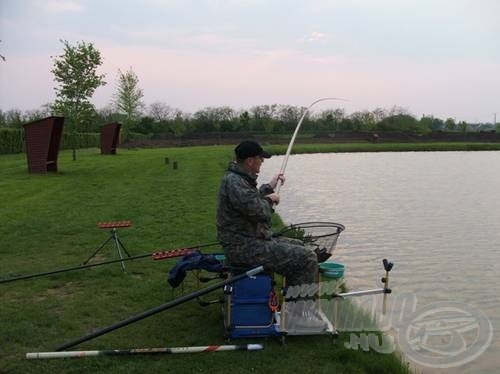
458, 121, 467, 133
3, 109, 23, 128
444, 118, 456, 132
239, 111, 250, 131
420, 115, 435, 133
249, 105, 278, 132
52, 40, 106, 160
372, 107, 387, 123
388, 105, 410, 116
171, 111, 187, 136
349, 110, 376, 131
148, 102, 172, 122
113, 68, 144, 132
24, 104, 53, 124
97, 104, 121, 124
421, 115, 444, 132
319, 108, 346, 132
377, 114, 418, 132
192, 106, 236, 132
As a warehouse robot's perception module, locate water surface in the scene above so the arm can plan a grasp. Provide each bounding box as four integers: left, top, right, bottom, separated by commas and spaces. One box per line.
260, 151, 499, 373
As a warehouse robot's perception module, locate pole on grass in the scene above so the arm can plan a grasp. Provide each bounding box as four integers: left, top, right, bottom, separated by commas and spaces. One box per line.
0, 242, 220, 285
55, 266, 264, 351
27, 344, 263, 359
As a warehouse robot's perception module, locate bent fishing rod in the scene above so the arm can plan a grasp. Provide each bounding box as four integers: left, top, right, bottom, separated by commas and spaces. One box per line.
276, 97, 348, 193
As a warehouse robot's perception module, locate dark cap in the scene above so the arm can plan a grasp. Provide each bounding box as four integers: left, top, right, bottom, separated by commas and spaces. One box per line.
235, 140, 272, 160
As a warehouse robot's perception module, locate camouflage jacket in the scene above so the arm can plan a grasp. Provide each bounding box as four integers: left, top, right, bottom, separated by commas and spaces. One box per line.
216, 162, 274, 244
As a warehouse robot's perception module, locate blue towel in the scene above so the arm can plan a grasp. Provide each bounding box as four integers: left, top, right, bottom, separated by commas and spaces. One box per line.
168, 250, 224, 288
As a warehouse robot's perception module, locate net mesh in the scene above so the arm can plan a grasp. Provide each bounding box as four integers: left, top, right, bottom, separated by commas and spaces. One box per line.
274, 221, 345, 254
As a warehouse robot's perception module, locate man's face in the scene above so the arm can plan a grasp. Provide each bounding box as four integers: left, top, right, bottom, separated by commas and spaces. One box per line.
245, 155, 264, 174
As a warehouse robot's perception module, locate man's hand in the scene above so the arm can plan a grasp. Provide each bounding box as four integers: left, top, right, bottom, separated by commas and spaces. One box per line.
265, 193, 280, 205
314, 247, 332, 263
269, 173, 285, 189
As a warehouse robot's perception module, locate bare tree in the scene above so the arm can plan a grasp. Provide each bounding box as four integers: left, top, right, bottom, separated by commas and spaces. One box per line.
149, 102, 172, 122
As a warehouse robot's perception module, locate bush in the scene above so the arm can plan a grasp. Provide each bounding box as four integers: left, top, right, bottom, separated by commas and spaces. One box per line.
0, 128, 101, 154
61, 132, 100, 149
122, 131, 153, 142
0, 128, 24, 154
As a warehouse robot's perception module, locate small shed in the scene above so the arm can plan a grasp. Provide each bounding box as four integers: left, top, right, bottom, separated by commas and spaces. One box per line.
100, 122, 121, 155
23, 116, 64, 173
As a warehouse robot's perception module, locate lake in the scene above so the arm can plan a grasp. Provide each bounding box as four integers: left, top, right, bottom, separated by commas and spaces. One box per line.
260, 151, 499, 373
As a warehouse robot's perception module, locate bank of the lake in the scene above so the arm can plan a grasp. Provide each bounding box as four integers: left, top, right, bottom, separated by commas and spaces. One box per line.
0, 146, 408, 373
263, 142, 500, 155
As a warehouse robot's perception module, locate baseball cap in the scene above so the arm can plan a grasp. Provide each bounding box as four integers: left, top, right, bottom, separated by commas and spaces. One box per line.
234, 140, 272, 159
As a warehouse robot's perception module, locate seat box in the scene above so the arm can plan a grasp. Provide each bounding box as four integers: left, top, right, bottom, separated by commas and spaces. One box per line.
224, 274, 280, 337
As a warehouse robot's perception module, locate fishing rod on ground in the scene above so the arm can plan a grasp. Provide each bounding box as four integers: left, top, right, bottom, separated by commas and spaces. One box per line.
54, 266, 264, 351
275, 97, 348, 194
27, 344, 264, 360
0, 242, 220, 285
1, 222, 325, 286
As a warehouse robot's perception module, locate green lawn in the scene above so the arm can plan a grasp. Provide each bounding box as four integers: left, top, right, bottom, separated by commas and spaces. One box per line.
0, 146, 410, 373
266, 141, 500, 154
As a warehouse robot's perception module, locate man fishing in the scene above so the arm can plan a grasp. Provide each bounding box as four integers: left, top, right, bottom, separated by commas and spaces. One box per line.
216, 140, 327, 329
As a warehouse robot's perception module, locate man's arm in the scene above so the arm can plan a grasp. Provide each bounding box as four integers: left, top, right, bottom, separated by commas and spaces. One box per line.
227, 178, 274, 223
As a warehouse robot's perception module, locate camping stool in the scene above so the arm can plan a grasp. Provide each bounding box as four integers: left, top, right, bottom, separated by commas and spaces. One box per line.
82, 221, 133, 272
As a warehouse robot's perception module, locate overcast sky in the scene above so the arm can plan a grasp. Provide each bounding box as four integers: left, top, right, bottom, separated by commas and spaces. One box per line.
0, 0, 499, 122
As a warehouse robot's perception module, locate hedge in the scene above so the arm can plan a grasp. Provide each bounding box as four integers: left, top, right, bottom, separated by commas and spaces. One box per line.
0, 128, 151, 154
0, 128, 24, 154
0, 128, 100, 154
61, 132, 100, 150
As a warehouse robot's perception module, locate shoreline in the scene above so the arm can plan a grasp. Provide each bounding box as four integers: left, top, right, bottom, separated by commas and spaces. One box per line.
122, 141, 500, 154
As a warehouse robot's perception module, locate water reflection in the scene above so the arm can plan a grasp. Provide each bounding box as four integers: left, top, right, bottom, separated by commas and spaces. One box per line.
260, 151, 500, 373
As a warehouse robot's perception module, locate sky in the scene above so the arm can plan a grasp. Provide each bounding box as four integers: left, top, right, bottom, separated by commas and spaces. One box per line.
0, 0, 499, 122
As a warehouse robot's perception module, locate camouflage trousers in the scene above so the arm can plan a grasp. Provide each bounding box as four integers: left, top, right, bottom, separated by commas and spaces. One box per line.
221, 235, 318, 288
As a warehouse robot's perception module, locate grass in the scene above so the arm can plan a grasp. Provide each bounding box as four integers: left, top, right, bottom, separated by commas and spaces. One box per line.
264, 141, 500, 154
0, 144, 426, 373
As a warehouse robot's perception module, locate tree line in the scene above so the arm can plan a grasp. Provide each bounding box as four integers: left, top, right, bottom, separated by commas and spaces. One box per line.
1, 40, 498, 141
2, 102, 498, 136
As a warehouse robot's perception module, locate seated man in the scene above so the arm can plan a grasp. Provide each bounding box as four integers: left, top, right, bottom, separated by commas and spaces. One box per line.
216, 140, 326, 330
